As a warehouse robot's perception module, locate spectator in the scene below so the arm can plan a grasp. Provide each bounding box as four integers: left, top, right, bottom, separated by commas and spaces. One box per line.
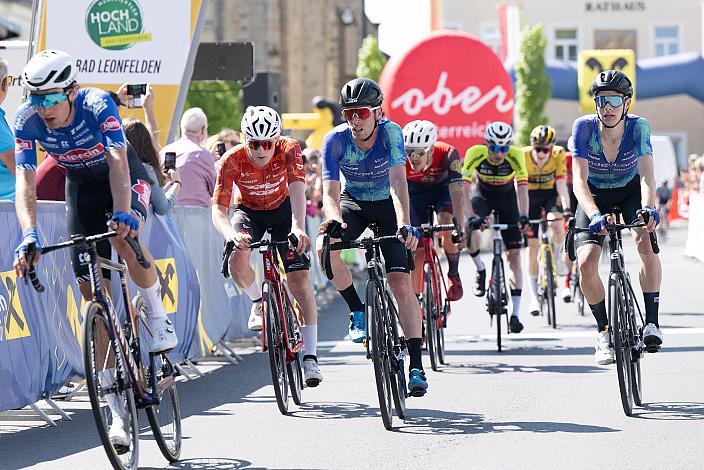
0, 57, 14, 201
208, 128, 241, 160
117, 83, 160, 150
124, 118, 181, 215
302, 147, 323, 215
160, 107, 216, 207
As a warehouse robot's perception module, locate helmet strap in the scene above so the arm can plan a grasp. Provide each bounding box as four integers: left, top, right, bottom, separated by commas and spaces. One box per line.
360, 118, 378, 142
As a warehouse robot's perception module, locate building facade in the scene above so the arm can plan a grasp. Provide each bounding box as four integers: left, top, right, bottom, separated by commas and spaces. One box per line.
441, 0, 704, 162
201, 0, 375, 113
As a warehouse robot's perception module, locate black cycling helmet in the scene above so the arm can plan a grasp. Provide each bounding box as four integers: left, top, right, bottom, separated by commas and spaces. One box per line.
590, 69, 633, 97
339, 78, 383, 109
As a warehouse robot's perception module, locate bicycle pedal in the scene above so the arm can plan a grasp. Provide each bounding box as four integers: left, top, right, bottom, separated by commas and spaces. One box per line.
645, 344, 661, 353
409, 388, 426, 398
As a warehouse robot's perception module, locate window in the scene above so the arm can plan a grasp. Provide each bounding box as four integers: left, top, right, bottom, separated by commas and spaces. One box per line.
594, 30, 637, 51
554, 28, 578, 61
480, 22, 501, 55
654, 26, 680, 56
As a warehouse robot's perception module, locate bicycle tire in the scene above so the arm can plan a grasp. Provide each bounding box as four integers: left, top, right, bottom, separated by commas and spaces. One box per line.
609, 274, 633, 416
283, 298, 304, 406
83, 301, 139, 470
545, 251, 557, 329
366, 281, 393, 430
538, 247, 547, 321
423, 264, 439, 371
263, 283, 289, 415
491, 256, 503, 352
387, 296, 407, 419
434, 256, 447, 366
437, 300, 447, 365
629, 302, 643, 406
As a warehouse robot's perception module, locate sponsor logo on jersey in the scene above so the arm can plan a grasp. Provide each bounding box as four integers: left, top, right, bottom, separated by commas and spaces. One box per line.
100, 115, 122, 133
132, 178, 151, 209
54, 143, 106, 163
14, 138, 32, 152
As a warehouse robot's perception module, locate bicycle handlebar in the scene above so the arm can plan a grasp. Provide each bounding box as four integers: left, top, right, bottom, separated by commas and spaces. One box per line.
221, 233, 309, 279
320, 233, 408, 281
564, 217, 659, 262
27, 231, 150, 293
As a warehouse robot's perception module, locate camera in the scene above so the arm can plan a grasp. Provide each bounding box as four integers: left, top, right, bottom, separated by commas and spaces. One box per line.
127, 84, 147, 108
164, 152, 176, 171
217, 142, 226, 156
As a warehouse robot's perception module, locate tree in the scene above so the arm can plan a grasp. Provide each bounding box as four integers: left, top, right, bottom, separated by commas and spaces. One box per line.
183, 80, 243, 134
514, 24, 551, 147
356, 35, 387, 82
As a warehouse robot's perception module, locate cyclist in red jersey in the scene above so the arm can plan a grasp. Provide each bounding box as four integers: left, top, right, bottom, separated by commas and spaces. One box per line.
402, 120, 464, 300
212, 106, 323, 387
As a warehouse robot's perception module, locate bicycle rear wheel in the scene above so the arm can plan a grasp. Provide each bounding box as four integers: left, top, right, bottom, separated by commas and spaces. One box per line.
545, 252, 557, 329
490, 257, 503, 352
423, 264, 439, 371
263, 283, 289, 414
133, 296, 182, 463
366, 281, 393, 430
629, 304, 643, 406
437, 300, 447, 365
83, 301, 139, 470
609, 274, 633, 416
387, 296, 407, 419
283, 299, 304, 406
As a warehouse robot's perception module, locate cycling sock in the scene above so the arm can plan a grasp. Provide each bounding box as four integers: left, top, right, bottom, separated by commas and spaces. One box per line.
469, 250, 485, 271
528, 276, 539, 300
407, 337, 423, 371
589, 300, 608, 331
511, 289, 522, 317
301, 325, 318, 357
445, 251, 460, 277
339, 285, 364, 312
138, 280, 167, 320
99, 369, 125, 418
243, 279, 262, 302
643, 292, 660, 327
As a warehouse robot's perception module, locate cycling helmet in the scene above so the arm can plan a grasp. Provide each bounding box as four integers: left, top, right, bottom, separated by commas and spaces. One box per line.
403, 120, 437, 149
339, 78, 383, 109
590, 69, 633, 97
484, 121, 513, 146
530, 125, 557, 146
21, 50, 77, 92
240, 106, 282, 140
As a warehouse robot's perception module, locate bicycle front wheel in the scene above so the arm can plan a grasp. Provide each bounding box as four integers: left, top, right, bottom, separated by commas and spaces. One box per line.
387, 296, 407, 419
83, 301, 139, 470
545, 251, 557, 329
609, 274, 633, 416
437, 300, 447, 365
423, 264, 439, 371
263, 283, 289, 414
366, 281, 393, 430
283, 299, 304, 406
491, 257, 504, 352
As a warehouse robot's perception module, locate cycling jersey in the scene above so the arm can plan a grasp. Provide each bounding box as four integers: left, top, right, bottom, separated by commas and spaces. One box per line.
570, 114, 652, 189
213, 136, 305, 211
406, 141, 462, 194
522, 145, 566, 191
14, 87, 127, 182
322, 118, 406, 201
462, 145, 528, 191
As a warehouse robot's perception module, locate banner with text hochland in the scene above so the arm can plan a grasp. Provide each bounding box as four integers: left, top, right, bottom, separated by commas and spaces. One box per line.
38, 0, 204, 145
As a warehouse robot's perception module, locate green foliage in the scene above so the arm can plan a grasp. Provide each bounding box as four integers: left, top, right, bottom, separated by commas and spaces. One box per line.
356, 35, 387, 82
183, 80, 243, 133
514, 24, 551, 147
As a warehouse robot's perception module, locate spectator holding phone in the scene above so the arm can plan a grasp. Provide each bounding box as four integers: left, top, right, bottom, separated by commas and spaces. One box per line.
124, 118, 180, 215
208, 128, 241, 161
117, 83, 159, 149
160, 107, 216, 207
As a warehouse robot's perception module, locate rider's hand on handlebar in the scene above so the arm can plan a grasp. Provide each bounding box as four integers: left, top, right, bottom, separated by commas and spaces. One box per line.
231, 231, 252, 250
637, 206, 659, 233
13, 228, 42, 278
109, 211, 139, 239
319, 219, 346, 240
588, 211, 609, 235
465, 216, 483, 232
397, 224, 420, 251
518, 214, 531, 233
290, 227, 311, 254
562, 208, 574, 219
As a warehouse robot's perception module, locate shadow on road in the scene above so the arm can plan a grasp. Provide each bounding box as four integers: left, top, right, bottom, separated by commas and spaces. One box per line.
394, 408, 619, 435
141, 457, 259, 469
289, 401, 380, 420
438, 361, 606, 375
632, 402, 704, 421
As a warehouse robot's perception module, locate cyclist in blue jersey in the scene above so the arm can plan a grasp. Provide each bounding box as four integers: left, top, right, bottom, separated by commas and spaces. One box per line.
12, 50, 177, 448
317, 78, 428, 395
570, 70, 662, 365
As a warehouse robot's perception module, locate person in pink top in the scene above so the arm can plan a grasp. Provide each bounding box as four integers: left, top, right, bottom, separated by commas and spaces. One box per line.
160, 107, 216, 207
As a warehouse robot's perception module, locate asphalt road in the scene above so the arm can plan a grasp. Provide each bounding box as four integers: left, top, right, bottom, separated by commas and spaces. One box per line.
1, 224, 703, 469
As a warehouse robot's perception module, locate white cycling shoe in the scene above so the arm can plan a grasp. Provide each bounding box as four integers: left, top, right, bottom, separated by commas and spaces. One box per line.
149, 317, 178, 352
561, 287, 572, 303
248, 300, 263, 332
643, 323, 663, 352
109, 416, 130, 452
303, 358, 323, 387
529, 298, 540, 317
595, 330, 615, 365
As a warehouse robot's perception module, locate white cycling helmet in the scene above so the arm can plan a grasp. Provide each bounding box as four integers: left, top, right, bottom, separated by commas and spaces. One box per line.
484, 121, 513, 146
241, 106, 282, 140
21, 50, 77, 92
403, 120, 437, 149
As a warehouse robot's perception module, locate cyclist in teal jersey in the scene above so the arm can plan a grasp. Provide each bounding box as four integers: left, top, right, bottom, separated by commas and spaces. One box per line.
319, 78, 428, 395
570, 70, 663, 365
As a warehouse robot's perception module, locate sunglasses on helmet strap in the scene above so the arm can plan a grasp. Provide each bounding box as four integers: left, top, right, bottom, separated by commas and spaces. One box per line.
342, 107, 378, 121
488, 144, 510, 153
30, 92, 70, 108
595, 95, 625, 108
248, 139, 275, 151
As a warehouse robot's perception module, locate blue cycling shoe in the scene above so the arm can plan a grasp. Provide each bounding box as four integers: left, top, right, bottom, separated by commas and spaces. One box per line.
348, 311, 366, 343
408, 368, 428, 397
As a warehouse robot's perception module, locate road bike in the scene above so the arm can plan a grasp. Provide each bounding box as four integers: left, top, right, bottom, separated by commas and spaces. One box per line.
569, 258, 586, 316
528, 211, 561, 329
321, 224, 411, 430
27, 232, 181, 470
566, 209, 660, 416
222, 232, 305, 415
416, 204, 460, 371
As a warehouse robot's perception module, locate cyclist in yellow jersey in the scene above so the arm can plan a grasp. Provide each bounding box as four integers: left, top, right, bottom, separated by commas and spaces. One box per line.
523, 125, 573, 315
462, 121, 530, 333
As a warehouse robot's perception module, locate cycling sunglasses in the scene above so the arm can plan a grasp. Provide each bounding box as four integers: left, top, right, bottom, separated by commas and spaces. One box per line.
342, 107, 378, 121
488, 144, 510, 153
595, 95, 625, 108
248, 139, 275, 151
535, 146, 552, 153
30, 92, 69, 108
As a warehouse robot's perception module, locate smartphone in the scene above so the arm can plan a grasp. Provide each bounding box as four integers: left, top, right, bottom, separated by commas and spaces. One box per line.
164, 152, 176, 171
217, 142, 226, 156
127, 84, 147, 108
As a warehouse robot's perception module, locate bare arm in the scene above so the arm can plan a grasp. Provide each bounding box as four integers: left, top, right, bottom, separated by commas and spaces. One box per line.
142, 84, 160, 151
322, 179, 343, 222
638, 156, 656, 208
0, 149, 15, 176
105, 147, 132, 215
212, 204, 237, 241
556, 179, 570, 211
462, 180, 476, 218
15, 168, 37, 231
448, 181, 464, 224
288, 181, 307, 232
573, 158, 599, 217
516, 184, 529, 215
389, 165, 411, 226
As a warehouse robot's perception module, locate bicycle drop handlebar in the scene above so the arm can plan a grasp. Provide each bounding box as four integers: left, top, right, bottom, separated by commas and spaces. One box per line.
221, 233, 308, 278
565, 216, 659, 262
